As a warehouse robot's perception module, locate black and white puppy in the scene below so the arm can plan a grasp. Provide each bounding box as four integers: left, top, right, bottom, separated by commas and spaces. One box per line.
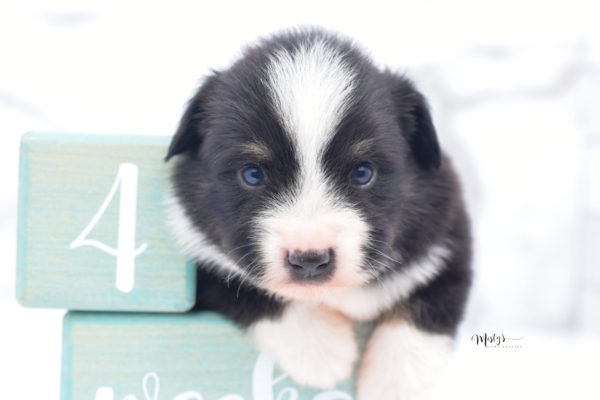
166, 28, 472, 399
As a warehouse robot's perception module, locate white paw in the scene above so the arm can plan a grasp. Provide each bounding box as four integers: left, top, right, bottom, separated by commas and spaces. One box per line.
249, 303, 358, 389
357, 320, 453, 400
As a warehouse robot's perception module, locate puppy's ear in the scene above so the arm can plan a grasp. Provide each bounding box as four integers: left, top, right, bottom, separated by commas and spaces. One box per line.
392, 77, 441, 170
165, 75, 217, 161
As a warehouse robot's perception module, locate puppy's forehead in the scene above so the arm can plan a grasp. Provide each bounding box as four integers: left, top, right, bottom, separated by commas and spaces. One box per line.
265, 40, 357, 162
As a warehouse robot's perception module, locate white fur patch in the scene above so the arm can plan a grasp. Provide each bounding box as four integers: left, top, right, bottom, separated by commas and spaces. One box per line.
322, 245, 451, 321
164, 193, 247, 279
248, 302, 358, 389
258, 40, 371, 297
357, 320, 454, 400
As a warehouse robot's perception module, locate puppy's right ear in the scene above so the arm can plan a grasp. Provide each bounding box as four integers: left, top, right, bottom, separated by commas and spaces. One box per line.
165, 75, 217, 161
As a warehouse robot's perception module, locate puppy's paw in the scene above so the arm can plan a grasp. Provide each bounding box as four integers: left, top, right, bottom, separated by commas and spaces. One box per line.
249, 303, 357, 389
357, 320, 453, 400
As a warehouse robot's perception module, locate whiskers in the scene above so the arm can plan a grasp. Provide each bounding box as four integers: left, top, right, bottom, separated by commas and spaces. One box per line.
223, 243, 255, 259
221, 242, 260, 286
236, 259, 263, 298
362, 242, 403, 284
366, 240, 403, 264
363, 258, 383, 284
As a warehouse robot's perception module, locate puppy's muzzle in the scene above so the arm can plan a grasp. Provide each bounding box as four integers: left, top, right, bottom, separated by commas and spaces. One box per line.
286, 248, 335, 282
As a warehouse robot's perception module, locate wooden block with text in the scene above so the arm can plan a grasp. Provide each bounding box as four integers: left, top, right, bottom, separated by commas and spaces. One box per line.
16, 132, 195, 311
61, 312, 362, 400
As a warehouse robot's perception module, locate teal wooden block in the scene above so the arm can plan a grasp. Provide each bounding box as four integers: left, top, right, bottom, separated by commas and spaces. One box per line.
16, 132, 195, 311
61, 312, 365, 400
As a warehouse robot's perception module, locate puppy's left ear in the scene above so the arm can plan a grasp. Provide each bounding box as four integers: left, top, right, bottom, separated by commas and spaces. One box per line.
165, 75, 217, 161
392, 77, 441, 170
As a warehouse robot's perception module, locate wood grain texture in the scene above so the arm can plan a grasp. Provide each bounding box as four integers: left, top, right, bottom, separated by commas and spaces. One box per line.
16, 132, 195, 311
61, 312, 367, 400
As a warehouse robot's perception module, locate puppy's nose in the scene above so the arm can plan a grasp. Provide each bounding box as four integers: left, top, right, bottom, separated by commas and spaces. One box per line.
286, 249, 334, 281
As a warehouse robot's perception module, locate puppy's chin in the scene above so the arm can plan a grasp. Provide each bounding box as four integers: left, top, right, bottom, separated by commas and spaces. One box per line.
261, 276, 368, 301
268, 284, 331, 301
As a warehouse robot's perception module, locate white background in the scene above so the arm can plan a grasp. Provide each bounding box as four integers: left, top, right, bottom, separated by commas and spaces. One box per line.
1, 0, 599, 398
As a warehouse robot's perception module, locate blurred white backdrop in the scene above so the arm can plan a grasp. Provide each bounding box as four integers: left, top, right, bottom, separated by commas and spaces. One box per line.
1, 0, 599, 398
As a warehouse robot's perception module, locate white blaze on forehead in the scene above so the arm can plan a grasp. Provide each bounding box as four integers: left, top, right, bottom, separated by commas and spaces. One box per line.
258, 40, 370, 295
266, 39, 357, 177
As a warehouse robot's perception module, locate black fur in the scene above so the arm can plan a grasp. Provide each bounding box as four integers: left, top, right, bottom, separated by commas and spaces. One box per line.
191, 267, 286, 328
167, 28, 472, 337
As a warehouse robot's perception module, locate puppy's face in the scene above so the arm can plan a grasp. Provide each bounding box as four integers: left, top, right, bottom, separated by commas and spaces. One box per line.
167, 32, 441, 300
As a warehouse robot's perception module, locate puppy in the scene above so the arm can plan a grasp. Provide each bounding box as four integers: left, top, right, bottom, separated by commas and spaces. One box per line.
165, 28, 472, 399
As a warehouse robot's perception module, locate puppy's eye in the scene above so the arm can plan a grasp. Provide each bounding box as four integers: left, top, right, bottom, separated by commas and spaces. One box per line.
240, 164, 266, 186
351, 163, 374, 185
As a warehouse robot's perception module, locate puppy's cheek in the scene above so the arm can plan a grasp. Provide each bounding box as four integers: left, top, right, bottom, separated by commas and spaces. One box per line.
258, 232, 290, 287
165, 193, 243, 275
334, 228, 372, 286
357, 320, 454, 400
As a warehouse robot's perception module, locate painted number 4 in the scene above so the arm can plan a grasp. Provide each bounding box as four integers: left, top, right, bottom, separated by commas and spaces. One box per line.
70, 163, 148, 293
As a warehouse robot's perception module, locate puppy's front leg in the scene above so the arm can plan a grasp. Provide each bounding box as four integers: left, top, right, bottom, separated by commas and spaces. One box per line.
357, 320, 453, 400
249, 302, 358, 389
